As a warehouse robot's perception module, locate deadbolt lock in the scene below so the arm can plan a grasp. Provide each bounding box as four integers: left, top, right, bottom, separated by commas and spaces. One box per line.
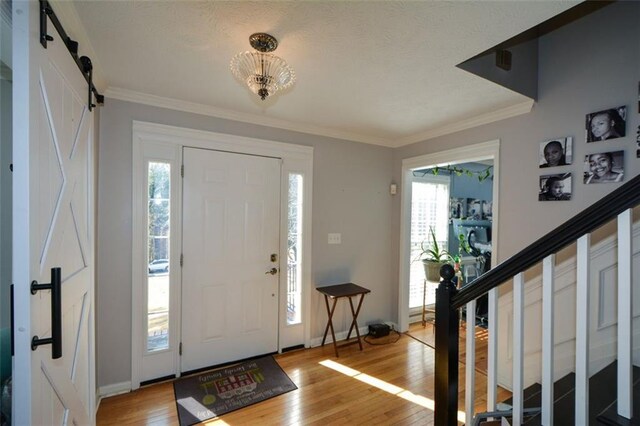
270, 253, 278, 262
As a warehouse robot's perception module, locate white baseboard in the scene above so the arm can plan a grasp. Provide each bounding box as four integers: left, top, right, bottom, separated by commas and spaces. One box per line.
98, 381, 132, 399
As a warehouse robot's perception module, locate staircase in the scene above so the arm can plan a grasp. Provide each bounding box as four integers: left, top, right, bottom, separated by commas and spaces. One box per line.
491, 362, 640, 425
433, 174, 640, 425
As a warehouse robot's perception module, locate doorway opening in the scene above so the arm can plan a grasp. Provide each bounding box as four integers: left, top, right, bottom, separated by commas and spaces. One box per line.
398, 140, 500, 332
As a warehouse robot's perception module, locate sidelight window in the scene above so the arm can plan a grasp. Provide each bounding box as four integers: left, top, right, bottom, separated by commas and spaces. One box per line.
146, 162, 171, 352
287, 173, 303, 325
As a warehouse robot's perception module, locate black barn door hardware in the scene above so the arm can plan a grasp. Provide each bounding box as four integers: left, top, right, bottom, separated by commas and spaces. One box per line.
39, 0, 104, 110
31, 267, 62, 359
10, 284, 14, 356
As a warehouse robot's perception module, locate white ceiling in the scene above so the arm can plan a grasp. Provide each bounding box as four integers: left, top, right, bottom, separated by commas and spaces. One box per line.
69, 1, 577, 147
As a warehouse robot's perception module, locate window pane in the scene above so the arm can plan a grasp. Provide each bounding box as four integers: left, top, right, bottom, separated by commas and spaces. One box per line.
147, 162, 170, 351
287, 174, 303, 325
409, 179, 450, 309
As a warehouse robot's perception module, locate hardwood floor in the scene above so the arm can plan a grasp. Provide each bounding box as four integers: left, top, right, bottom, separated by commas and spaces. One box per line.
407, 321, 490, 374
97, 324, 509, 425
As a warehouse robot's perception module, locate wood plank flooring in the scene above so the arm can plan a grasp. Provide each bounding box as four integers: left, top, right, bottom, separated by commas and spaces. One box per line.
97, 324, 509, 425
407, 321, 490, 374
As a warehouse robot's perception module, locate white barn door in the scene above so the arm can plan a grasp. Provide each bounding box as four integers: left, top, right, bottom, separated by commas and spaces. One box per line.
13, 2, 95, 424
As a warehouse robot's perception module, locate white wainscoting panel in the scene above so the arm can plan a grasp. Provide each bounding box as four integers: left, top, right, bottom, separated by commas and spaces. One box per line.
497, 224, 640, 389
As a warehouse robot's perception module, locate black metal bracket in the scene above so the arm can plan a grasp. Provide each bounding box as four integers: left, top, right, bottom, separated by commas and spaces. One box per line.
39, 1, 54, 48
39, 0, 104, 111
80, 56, 96, 111
30, 267, 62, 359
10, 284, 14, 356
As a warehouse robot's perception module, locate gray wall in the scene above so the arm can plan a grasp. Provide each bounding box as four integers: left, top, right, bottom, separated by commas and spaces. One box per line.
449, 162, 493, 202
96, 100, 394, 387
394, 1, 640, 265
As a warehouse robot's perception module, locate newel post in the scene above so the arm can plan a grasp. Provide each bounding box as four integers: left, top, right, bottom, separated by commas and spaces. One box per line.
434, 263, 459, 426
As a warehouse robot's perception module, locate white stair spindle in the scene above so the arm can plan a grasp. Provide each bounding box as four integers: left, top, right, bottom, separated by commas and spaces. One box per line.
618, 209, 633, 418
575, 234, 590, 425
542, 254, 555, 426
466, 299, 477, 424
513, 273, 525, 425
487, 288, 498, 411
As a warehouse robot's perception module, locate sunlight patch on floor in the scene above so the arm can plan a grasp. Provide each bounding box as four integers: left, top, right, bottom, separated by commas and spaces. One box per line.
319, 359, 466, 423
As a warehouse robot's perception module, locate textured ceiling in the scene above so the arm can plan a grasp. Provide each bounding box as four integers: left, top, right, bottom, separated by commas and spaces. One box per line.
71, 1, 577, 146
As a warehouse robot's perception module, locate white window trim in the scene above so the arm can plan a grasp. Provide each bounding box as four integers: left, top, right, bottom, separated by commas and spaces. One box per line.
398, 139, 500, 332
132, 143, 182, 388
131, 121, 313, 389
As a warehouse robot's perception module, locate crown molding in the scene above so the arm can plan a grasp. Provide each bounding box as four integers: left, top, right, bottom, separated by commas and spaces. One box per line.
105, 87, 391, 147
391, 99, 534, 148
106, 86, 534, 148
48, 0, 106, 91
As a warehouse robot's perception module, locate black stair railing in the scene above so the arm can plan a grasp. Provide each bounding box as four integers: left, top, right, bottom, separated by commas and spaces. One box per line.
434, 172, 640, 426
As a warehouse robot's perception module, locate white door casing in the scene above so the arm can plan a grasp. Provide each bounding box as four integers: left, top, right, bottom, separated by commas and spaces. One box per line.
181, 148, 281, 372
13, 2, 95, 424
130, 122, 313, 389
398, 140, 500, 332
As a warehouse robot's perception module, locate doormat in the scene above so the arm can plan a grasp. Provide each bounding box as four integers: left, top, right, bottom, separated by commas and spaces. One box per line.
173, 356, 297, 425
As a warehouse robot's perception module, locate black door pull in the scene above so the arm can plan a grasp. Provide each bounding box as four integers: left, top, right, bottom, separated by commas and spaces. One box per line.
30, 267, 62, 359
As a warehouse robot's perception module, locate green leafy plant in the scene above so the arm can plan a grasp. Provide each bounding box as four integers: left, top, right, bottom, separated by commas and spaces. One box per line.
420, 227, 450, 263
456, 232, 472, 258
430, 164, 493, 182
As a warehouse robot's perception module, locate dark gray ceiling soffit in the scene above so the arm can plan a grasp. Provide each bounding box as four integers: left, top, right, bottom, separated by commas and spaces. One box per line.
456, 1, 615, 101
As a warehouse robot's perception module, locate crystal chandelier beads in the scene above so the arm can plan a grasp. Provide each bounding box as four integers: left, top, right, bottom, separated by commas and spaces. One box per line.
230, 33, 295, 100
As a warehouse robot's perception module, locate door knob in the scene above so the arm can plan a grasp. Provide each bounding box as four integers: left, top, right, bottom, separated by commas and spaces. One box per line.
265, 267, 278, 275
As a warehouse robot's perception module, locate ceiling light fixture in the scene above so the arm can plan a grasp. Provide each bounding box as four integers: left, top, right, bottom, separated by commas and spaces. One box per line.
230, 33, 295, 101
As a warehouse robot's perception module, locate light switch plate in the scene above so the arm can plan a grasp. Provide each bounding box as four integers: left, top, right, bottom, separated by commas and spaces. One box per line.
328, 233, 341, 244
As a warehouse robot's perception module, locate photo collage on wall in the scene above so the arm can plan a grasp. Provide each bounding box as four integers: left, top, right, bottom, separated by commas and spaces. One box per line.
538, 92, 636, 201
538, 137, 572, 201
450, 197, 492, 220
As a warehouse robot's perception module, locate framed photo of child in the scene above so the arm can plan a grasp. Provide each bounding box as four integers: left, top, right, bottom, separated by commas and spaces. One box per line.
450, 197, 466, 219
539, 137, 572, 167
467, 198, 483, 220
585, 106, 626, 142
539, 173, 571, 201
584, 151, 624, 184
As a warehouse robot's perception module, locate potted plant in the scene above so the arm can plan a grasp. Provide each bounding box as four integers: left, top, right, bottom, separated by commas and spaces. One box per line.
419, 227, 451, 282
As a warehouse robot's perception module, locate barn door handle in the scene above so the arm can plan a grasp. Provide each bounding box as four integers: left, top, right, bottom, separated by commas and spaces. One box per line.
31, 267, 62, 359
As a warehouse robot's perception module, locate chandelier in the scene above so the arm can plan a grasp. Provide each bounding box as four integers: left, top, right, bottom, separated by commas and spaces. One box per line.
230, 33, 295, 101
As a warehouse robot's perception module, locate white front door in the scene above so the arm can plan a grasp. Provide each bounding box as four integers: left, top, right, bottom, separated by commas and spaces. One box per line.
181, 148, 281, 372
12, 3, 95, 425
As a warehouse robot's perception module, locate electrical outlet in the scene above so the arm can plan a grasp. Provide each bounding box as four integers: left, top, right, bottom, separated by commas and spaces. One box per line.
328, 233, 341, 244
